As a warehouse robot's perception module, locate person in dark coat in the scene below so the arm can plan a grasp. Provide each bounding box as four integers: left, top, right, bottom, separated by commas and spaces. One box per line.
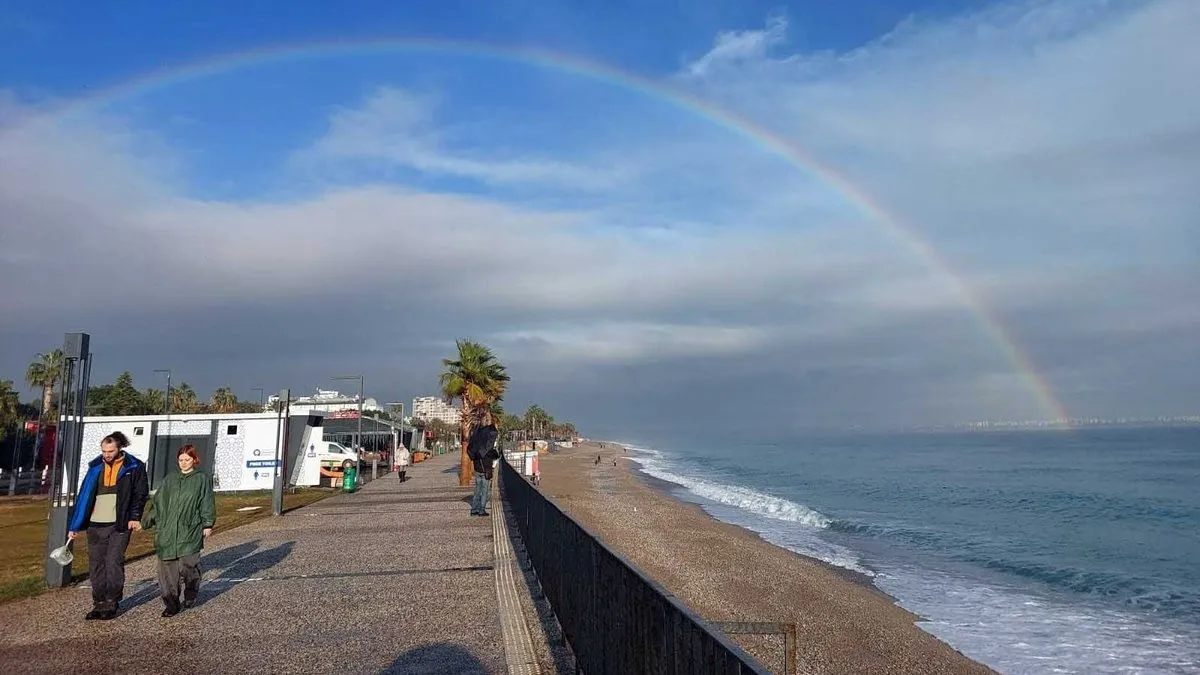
466, 416, 499, 517
68, 431, 149, 620
142, 444, 216, 617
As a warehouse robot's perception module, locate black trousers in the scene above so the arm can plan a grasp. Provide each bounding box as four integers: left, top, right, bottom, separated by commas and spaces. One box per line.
87, 524, 130, 608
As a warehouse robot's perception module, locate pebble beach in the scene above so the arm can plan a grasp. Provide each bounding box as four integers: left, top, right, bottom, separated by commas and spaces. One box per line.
537, 441, 995, 675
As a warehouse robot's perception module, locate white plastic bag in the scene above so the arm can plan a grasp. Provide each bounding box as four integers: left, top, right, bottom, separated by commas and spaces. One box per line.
49, 539, 74, 566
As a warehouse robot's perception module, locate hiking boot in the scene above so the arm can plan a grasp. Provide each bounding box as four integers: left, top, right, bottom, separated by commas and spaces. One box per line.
162, 597, 180, 617
85, 608, 104, 620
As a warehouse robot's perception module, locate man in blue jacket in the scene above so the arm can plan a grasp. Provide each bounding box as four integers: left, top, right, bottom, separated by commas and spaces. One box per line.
68, 431, 149, 620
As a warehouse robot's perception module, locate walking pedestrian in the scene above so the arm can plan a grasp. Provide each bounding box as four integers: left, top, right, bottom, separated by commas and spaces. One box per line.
141, 445, 216, 617
467, 415, 499, 517
67, 431, 149, 620
396, 444, 411, 482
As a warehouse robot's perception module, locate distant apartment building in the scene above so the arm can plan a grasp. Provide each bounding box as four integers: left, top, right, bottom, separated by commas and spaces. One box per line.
412, 396, 461, 425
266, 388, 381, 416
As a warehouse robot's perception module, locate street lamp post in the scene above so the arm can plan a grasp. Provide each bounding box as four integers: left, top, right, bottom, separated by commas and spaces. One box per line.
153, 369, 172, 472
251, 388, 264, 410
153, 369, 172, 418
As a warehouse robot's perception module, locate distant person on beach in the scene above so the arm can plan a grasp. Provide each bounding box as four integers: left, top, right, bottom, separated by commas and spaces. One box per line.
68, 431, 148, 621
141, 445, 216, 617
467, 417, 500, 517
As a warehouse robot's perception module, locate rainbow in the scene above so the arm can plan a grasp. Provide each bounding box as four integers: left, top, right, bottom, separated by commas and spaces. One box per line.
40, 37, 1069, 423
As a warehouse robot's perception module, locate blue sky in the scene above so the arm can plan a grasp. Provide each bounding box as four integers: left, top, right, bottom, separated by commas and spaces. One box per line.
1, 0, 1197, 434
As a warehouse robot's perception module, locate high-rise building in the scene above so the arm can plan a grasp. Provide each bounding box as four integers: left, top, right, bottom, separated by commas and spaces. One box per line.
412, 396, 461, 425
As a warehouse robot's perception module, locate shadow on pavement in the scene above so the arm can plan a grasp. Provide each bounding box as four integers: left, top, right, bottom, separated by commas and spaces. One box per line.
379, 643, 490, 674
117, 540, 295, 614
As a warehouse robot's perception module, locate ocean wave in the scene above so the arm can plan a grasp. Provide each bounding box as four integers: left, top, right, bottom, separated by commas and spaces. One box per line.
623, 445, 831, 528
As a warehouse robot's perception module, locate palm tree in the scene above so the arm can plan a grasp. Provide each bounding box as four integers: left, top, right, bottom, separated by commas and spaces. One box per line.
25, 349, 64, 422
210, 387, 238, 414
142, 388, 167, 415
170, 383, 200, 414
440, 339, 510, 487
523, 405, 553, 439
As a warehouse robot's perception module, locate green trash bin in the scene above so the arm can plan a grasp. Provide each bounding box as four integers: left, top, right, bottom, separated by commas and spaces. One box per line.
342, 464, 358, 493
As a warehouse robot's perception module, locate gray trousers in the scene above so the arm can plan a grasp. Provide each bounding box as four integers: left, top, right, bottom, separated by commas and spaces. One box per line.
87, 524, 130, 607
156, 554, 202, 604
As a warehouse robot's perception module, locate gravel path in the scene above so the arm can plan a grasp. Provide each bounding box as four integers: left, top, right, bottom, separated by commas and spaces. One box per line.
0, 452, 515, 674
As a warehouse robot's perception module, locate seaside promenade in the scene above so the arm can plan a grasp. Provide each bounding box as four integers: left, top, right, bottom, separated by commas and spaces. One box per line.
0, 452, 550, 674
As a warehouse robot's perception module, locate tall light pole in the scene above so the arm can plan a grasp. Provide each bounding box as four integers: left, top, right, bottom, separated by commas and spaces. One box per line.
153, 369, 172, 417
332, 375, 363, 452
251, 388, 265, 410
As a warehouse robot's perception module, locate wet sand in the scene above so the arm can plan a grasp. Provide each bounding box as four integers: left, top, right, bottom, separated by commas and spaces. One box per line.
537, 441, 994, 675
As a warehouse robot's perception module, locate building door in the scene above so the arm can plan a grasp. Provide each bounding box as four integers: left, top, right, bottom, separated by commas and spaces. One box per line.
150, 434, 215, 489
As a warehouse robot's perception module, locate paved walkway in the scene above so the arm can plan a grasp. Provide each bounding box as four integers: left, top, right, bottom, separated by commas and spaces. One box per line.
0, 452, 539, 674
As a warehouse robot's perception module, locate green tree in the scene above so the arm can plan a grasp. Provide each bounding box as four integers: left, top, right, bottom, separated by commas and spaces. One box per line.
497, 413, 523, 437
439, 339, 510, 487
107, 372, 144, 415
170, 383, 201, 414
142, 388, 167, 415
210, 387, 238, 414
25, 349, 64, 421
523, 405, 554, 439
423, 419, 457, 447
235, 400, 262, 413
0, 380, 19, 442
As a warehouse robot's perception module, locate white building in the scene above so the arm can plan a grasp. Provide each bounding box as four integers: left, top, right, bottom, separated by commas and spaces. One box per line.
412, 396, 461, 425
70, 411, 329, 493
267, 388, 381, 415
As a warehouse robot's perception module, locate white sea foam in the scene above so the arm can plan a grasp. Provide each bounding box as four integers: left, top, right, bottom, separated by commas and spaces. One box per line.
620, 443, 872, 575
615, 441, 1200, 675
876, 564, 1200, 675
623, 445, 828, 526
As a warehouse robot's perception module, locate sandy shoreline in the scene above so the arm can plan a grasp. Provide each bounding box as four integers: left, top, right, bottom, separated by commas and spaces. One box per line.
537, 440, 994, 675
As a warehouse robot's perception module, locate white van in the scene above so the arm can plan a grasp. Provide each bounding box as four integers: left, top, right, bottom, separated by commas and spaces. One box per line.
312, 440, 359, 468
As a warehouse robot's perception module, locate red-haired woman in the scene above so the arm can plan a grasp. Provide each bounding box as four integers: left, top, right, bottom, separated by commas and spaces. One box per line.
141, 445, 216, 617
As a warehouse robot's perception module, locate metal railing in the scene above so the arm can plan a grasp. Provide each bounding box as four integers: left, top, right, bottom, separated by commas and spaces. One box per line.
713, 622, 797, 675
499, 457, 771, 675
2, 469, 47, 496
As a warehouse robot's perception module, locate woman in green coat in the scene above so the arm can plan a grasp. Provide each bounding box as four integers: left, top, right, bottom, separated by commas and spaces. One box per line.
141, 444, 216, 617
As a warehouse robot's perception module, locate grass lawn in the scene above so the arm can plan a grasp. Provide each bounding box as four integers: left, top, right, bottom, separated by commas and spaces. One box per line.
0, 489, 333, 605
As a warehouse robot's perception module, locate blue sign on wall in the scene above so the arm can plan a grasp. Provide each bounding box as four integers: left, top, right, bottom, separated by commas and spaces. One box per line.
247, 460, 279, 468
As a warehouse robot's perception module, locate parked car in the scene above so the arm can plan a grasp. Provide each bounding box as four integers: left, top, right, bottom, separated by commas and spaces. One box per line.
312, 440, 359, 469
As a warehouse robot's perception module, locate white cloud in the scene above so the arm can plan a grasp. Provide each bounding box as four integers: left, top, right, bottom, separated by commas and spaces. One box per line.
2, 0, 1197, 426
298, 86, 622, 190
489, 322, 773, 362
684, 13, 788, 77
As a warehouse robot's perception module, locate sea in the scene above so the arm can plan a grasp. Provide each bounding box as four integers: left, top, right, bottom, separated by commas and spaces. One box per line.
618, 427, 1200, 674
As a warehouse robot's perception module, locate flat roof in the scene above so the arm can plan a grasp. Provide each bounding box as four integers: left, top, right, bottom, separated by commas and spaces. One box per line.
81, 412, 309, 423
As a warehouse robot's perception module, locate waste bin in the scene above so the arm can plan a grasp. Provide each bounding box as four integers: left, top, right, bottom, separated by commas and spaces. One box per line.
342, 464, 358, 493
